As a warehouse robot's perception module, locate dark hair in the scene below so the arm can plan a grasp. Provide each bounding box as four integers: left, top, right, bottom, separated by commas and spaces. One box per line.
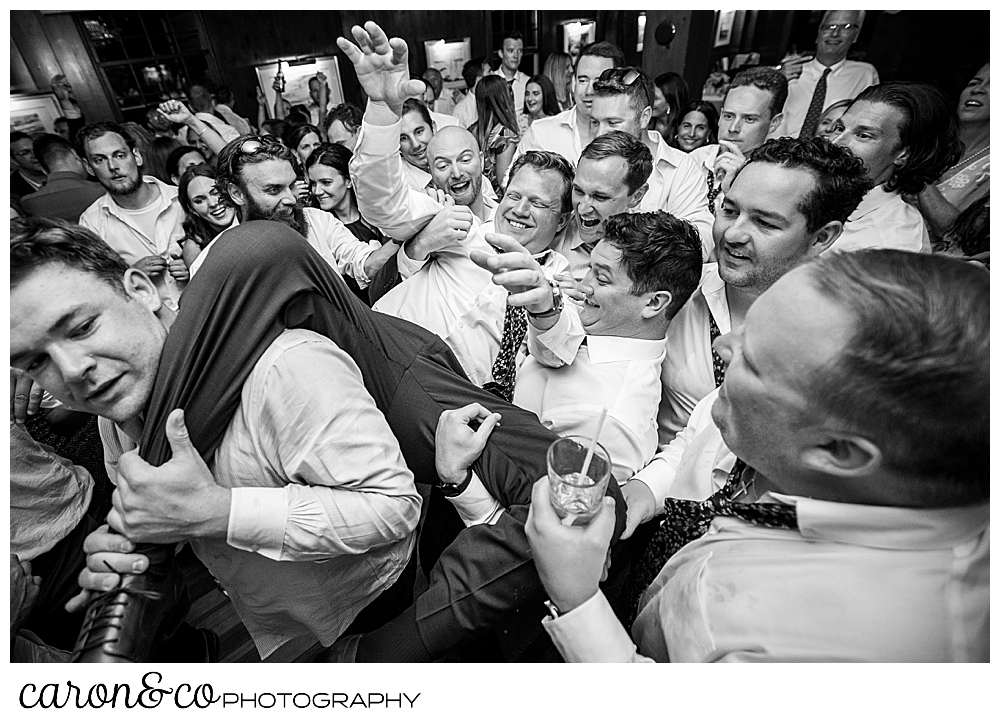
463, 57, 487, 89
11, 131, 31, 145
53, 116, 70, 126
283, 123, 322, 152
215, 135, 297, 205
729, 66, 789, 118
260, 119, 287, 140
77, 122, 136, 157
305, 141, 351, 178
286, 108, 310, 125
579, 131, 653, 195
178, 164, 225, 248
654, 72, 690, 145
324, 103, 363, 137
602, 211, 703, 320
523, 74, 561, 118
31, 134, 76, 174
11, 216, 129, 295
506, 150, 575, 214
578, 41, 626, 70
475, 75, 521, 151
401, 98, 434, 128
422, 67, 444, 99
594, 66, 656, 117
804, 250, 989, 504
187, 84, 214, 114
166, 145, 205, 183
852, 82, 964, 195
676, 100, 720, 146
214, 85, 235, 106
500, 29, 523, 44
947, 196, 990, 258
737, 136, 872, 232
146, 135, 182, 183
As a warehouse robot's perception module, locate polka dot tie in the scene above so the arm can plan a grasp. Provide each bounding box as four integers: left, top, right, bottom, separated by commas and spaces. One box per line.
482, 300, 527, 403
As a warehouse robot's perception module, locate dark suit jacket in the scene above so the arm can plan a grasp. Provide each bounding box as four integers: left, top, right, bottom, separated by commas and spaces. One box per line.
20, 171, 106, 223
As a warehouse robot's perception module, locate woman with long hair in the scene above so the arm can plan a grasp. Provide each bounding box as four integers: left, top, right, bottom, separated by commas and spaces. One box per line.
470, 75, 521, 193
523, 74, 561, 128
543, 52, 575, 111
146, 135, 181, 184
178, 164, 236, 268
674, 100, 720, 153
651, 72, 690, 145
283, 123, 322, 200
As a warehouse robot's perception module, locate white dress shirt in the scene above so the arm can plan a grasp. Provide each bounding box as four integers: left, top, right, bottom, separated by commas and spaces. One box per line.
515, 107, 584, 165
453, 91, 477, 128
829, 185, 930, 254
640, 131, 714, 257
79, 176, 187, 309
656, 264, 730, 445
98, 329, 421, 658
517, 308, 667, 481
777, 58, 880, 139
492, 68, 530, 110
546, 389, 990, 663
188, 207, 379, 285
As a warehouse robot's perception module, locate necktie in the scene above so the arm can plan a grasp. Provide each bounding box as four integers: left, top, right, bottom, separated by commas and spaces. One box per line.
799, 67, 831, 139
623, 460, 798, 624
708, 311, 726, 388
483, 301, 527, 402
507, 78, 516, 104
706, 169, 721, 215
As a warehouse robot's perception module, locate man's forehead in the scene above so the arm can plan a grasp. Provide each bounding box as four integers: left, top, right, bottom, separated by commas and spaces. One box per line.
428, 129, 478, 157
577, 156, 629, 188
728, 162, 813, 219
400, 112, 429, 132
508, 166, 563, 204
592, 94, 633, 117
502, 38, 523, 49
86, 132, 130, 152
243, 159, 295, 184
822, 10, 861, 25
842, 101, 902, 134
576, 56, 614, 78
724, 86, 772, 115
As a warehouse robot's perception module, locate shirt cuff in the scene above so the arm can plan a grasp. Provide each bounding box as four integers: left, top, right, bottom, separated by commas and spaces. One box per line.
543, 590, 640, 662
447, 471, 502, 526
631, 460, 674, 516
360, 118, 402, 144
227, 487, 288, 560
396, 241, 428, 278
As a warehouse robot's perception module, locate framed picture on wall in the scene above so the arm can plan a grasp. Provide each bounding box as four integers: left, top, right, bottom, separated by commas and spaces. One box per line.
424, 38, 472, 93
9, 93, 63, 136
715, 10, 737, 47
561, 19, 596, 63
255, 56, 345, 117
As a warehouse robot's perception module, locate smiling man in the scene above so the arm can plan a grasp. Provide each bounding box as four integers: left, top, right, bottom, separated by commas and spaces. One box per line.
777, 10, 879, 139
492, 30, 529, 110
829, 81, 963, 253
649, 136, 871, 449
77, 122, 189, 310
527, 248, 989, 663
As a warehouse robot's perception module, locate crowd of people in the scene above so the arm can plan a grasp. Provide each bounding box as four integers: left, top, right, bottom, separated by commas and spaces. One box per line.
9, 11, 989, 664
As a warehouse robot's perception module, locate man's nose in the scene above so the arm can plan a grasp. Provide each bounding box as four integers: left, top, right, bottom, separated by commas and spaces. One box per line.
51, 346, 95, 385
512, 197, 530, 216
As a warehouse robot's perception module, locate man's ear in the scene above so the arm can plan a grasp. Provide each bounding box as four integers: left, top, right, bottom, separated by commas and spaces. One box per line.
131, 147, 144, 170
556, 210, 572, 234
800, 433, 882, 479
123, 268, 162, 314
641, 289, 673, 319
767, 111, 784, 135
807, 220, 844, 255
892, 145, 911, 170
627, 183, 648, 210
228, 182, 246, 208
639, 105, 653, 132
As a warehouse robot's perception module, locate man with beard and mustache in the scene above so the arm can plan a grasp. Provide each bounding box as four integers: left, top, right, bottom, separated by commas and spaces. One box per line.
186, 135, 398, 286
78, 123, 189, 310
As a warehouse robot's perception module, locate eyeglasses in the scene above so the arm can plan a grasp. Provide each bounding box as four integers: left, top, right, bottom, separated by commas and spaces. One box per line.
235, 135, 283, 157
600, 67, 643, 88
820, 23, 858, 34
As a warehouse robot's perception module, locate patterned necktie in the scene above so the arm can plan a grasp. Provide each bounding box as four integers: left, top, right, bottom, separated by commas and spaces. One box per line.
507, 78, 516, 104
624, 460, 798, 624
482, 301, 527, 402
708, 311, 726, 388
706, 169, 721, 215
799, 67, 832, 139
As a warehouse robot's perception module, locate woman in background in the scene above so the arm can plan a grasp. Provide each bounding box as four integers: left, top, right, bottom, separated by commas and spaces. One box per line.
816, 99, 853, 140
284, 123, 322, 200
146, 136, 181, 184
543, 52, 575, 111
650, 72, 690, 145
674, 100, 719, 153
522, 74, 561, 131
177, 164, 236, 268
471, 75, 521, 193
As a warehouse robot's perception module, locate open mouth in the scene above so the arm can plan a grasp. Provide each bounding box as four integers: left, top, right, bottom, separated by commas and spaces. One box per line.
450, 179, 471, 195
506, 219, 529, 230
965, 100, 983, 108
580, 217, 601, 229
724, 246, 751, 261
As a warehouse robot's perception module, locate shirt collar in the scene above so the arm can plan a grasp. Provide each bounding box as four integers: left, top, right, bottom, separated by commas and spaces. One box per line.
768, 492, 990, 550
647, 130, 683, 169
808, 57, 849, 75
585, 334, 667, 364
98, 176, 176, 213
849, 185, 899, 221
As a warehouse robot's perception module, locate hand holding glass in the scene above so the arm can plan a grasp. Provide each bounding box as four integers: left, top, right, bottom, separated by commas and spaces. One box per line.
547, 436, 611, 526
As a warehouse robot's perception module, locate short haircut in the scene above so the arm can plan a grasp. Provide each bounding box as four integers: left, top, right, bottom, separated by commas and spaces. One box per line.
803, 250, 988, 505
31, 133, 76, 173
507, 150, 575, 214
820, 9, 866, 27
737, 136, 872, 233
579, 130, 653, 195
77, 122, 135, 157
677, 100, 721, 145
500, 30, 523, 45
214, 85, 235, 106
577, 41, 625, 71
324, 103, 363, 136
422, 67, 444, 98
11, 216, 129, 296
463, 56, 487, 89
215, 135, 297, 204
401, 98, 433, 128
54, 116, 70, 127
166, 145, 204, 182
603, 211, 703, 320
729, 66, 789, 118
187, 84, 214, 113
259, 118, 287, 140
852, 82, 964, 195
594, 66, 656, 115
11, 131, 31, 145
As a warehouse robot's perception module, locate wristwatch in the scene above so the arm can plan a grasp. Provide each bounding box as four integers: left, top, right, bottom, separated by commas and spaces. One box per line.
527, 278, 564, 319
440, 468, 473, 498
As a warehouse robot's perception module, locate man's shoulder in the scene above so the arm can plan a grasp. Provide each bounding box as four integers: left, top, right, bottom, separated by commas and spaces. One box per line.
841, 60, 878, 75
688, 144, 719, 168
77, 193, 112, 228
528, 109, 574, 134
